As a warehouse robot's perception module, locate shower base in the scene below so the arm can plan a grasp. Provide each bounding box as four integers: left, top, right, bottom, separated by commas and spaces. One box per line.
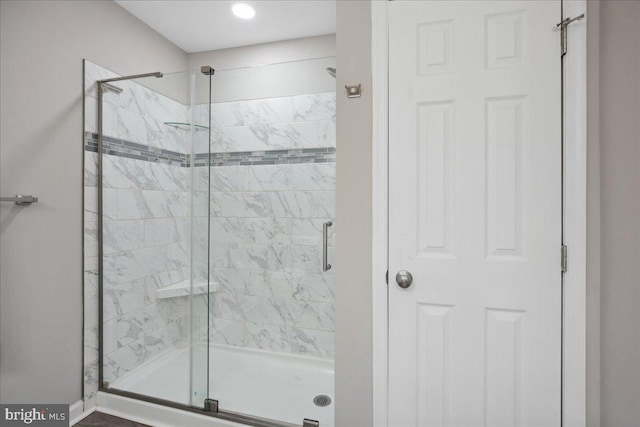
110, 344, 335, 427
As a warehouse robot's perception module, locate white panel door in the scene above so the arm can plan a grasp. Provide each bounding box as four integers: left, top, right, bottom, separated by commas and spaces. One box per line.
388, 1, 562, 426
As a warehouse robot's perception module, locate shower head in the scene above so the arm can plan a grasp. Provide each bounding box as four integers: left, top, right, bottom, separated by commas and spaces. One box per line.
326, 67, 336, 78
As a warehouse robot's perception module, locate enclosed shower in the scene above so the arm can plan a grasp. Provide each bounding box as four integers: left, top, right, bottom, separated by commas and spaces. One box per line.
83, 57, 336, 427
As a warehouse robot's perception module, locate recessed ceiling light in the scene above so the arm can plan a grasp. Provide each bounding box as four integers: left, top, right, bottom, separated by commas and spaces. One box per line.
232, 3, 255, 20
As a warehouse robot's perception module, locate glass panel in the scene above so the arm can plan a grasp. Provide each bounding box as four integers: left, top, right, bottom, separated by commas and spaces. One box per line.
97, 57, 337, 425
189, 70, 212, 408
206, 57, 337, 426
99, 70, 211, 408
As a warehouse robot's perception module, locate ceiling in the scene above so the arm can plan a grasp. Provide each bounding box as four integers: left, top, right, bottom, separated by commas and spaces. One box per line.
115, 0, 336, 53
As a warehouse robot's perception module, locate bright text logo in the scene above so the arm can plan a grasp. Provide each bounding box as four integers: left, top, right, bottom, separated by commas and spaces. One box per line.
0, 405, 68, 427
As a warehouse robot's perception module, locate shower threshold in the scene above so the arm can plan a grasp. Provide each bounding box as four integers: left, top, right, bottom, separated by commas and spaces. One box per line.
108, 344, 334, 427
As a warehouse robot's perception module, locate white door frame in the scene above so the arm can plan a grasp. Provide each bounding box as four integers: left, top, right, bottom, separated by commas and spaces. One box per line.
371, 0, 588, 425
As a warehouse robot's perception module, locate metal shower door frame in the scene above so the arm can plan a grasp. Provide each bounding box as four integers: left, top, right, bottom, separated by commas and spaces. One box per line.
94, 70, 313, 427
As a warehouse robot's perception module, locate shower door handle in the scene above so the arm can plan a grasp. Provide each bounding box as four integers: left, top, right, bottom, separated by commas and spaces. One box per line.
323, 221, 333, 272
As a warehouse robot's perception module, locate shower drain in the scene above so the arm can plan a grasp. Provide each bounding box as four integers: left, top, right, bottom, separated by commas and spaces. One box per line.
313, 395, 332, 407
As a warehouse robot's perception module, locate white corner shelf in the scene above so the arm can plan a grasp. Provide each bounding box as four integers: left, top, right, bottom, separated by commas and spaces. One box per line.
155, 280, 219, 300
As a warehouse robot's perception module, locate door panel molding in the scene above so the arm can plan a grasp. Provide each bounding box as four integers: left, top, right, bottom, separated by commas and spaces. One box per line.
371, 0, 588, 425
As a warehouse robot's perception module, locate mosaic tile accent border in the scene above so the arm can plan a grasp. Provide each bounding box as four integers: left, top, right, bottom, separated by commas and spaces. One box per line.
193, 147, 335, 167
84, 132, 335, 167
85, 132, 185, 167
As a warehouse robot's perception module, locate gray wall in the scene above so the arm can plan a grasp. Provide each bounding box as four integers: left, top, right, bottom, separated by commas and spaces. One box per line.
334, 2, 373, 427
586, 1, 601, 425
598, 1, 640, 425
187, 34, 336, 72
188, 35, 336, 103
0, 0, 187, 404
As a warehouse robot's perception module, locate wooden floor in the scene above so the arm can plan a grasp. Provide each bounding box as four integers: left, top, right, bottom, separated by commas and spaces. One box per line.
76, 412, 151, 427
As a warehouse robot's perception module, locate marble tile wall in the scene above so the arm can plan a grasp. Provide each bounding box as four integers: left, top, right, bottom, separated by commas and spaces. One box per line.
98, 152, 190, 387
84, 68, 187, 154
197, 94, 337, 360
203, 164, 336, 359
194, 92, 336, 153
83, 60, 337, 407
83, 61, 191, 402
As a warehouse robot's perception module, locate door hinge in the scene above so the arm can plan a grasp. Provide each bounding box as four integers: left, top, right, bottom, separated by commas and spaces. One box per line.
385, 270, 389, 285
557, 14, 585, 56
561, 244, 568, 273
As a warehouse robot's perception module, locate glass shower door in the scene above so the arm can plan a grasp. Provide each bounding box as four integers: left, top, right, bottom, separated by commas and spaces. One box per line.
189, 69, 213, 408
97, 68, 211, 409
204, 57, 337, 426
93, 56, 337, 425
